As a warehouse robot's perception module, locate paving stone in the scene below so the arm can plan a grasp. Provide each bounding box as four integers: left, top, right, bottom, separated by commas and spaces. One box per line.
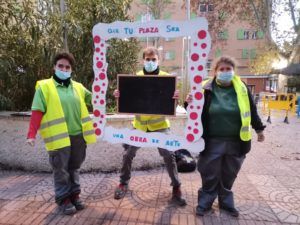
1, 125, 299, 225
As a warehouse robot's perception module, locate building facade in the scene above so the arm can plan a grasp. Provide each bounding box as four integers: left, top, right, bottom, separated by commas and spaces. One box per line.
129, 0, 271, 94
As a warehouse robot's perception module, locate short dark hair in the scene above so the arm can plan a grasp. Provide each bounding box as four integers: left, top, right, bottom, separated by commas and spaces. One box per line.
53, 52, 75, 67
142, 47, 159, 59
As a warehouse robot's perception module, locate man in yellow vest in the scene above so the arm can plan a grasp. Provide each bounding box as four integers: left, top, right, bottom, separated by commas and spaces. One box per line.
113, 47, 186, 206
26, 52, 96, 215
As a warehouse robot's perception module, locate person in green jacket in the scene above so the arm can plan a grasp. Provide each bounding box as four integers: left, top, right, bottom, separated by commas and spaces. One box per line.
186, 56, 265, 217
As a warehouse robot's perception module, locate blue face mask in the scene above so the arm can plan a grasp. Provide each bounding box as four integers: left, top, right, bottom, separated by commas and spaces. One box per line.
144, 61, 158, 72
55, 69, 71, 80
217, 71, 234, 83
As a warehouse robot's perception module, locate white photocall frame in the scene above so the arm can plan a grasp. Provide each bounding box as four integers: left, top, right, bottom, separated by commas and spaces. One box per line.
92, 18, 211, 153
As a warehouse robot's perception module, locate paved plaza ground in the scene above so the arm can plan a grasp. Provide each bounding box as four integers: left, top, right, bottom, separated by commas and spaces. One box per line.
0, 116, 299, 224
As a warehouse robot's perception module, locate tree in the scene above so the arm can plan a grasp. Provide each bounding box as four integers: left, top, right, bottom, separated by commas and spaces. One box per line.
137, 0, 174, 47
0, 0, 61, 110
0, 0, 140, 111
183, 0, 299, 73
65, 0, 140, 111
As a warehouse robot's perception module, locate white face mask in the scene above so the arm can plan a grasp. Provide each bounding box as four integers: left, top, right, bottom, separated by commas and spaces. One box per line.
216, 70, 234, 83
144, 61, 158, 72
55, 69, 71, 80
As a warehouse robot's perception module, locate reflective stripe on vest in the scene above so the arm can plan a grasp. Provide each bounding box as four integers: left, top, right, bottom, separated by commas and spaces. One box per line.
83, 129, 96, 136
82, 116, 92, 123
241, 126, 250, 132
44, 132, 69, 143
40, 117, 65, 130
242, 111, 251, 119
232, 76, 252, 141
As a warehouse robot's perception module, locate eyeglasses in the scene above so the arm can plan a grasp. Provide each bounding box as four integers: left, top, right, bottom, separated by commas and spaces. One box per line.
145, 58, 157, 62
218, 67, 232, 72
57, 64, 71, 70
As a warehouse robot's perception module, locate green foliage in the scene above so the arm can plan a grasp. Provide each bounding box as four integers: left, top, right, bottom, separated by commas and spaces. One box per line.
0, 0, 140, 112
0, 94, 13, 110
0, 0, 60, 111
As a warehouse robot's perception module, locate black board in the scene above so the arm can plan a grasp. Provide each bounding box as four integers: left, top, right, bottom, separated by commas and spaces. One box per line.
117, 75, 176, 116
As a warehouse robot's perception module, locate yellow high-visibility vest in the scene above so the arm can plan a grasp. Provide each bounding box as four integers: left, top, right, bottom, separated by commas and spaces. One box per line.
132, 70, 171, 131
36, 78, 96, 151
203, 75, 252, 141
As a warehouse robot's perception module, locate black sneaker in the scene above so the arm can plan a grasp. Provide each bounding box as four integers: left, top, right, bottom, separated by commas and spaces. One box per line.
196, 206, 212, 216
114, 184, 128, 200
61, 198, 76, 215
71, 193, 85, 210
220, 206, 239, 217
171, 186, 187, 206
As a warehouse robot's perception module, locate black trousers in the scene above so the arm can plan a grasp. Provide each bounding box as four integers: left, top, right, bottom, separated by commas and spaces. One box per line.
48, 134, 86, 205
197, 138, 249, 209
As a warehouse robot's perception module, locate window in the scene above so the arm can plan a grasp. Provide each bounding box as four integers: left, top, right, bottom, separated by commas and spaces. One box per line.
244, 30, 250, 39
285, 86, 297, 93
165, 51, 176, 60
252, 31, 257, 39
241, 49, 257, 59
139, 37, 154, 42
190, 12, 197, 19
250, 49, 256, 59
199, 3, 214, 13
237, 29, 265, 40
247, 85, 255, 95
266, 79, 278, 92
206, 59, 212, 71
199, 4, 206, 12
242, 49, 249, 59
237, 29, 244, 40
208, 4, 214, 11
141, 13, 154, 22
257, 30, 264, 39
217, 30, 228, 40
163, 12, 172, 20
165, 37, 175, 42
140, 0, 154, 3
135, 14, 142, 22
215, 48, 222, 58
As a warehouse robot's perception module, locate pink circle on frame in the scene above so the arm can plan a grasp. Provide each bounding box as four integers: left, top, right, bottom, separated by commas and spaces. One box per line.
194, 76, 202, 84
96, 61, 103, 68
187, 134, 194, 142
190, 112, 198, 120
99, 73, 106, 80
94, 110, 101, 117
195, 92, 203, 100
198, 30, 207, 39
198, 65, 204, 71
95, 128, 101, 136
94, 36, 101, 43
191, 53, 199, 61
94, 85, 101, 92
